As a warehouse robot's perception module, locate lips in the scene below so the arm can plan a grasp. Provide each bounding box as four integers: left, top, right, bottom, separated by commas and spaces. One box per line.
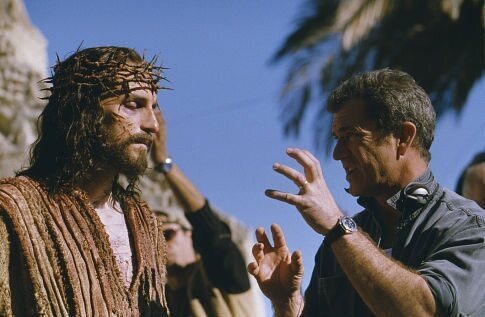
129, 134, 153, 148
342, 163, 354, 180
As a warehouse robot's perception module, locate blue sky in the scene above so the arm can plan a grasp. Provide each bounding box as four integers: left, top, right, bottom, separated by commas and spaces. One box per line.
24, 1, 484, 314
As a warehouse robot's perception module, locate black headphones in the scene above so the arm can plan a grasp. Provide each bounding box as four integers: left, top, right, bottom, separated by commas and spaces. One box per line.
403, 183, 430, 206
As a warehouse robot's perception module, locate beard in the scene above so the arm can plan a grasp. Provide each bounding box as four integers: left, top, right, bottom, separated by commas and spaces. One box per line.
95, 129, 153, 178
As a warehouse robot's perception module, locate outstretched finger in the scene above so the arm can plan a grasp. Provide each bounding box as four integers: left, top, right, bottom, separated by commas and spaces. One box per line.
272, 163, 307, 189
290, 250, 304, 278
251, 242, 265, 263
270, 223, 288, 249
286, 147, 322, 182
247, 261, 260, 277
255, 227, 273, 251
301, 148, 324, 179
265, 189, 303, 206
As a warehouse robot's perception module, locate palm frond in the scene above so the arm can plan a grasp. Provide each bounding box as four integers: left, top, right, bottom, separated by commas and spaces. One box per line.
273, 0, 484, 155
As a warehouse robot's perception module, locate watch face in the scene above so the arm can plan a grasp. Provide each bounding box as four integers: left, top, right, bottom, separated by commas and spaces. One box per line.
341, 217, 357, 233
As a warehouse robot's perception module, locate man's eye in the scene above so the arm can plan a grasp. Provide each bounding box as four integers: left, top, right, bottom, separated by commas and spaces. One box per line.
124, 101, 139, 109
336, 134, 350, 142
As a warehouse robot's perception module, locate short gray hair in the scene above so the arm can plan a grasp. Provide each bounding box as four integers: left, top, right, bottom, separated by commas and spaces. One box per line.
327, 68, 436, 162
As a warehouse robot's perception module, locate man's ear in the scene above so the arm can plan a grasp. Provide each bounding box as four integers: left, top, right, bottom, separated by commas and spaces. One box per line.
397, 121, 417, 156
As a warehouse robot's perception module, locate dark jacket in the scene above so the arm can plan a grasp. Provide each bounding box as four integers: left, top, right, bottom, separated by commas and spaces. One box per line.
303, 169, 485, 316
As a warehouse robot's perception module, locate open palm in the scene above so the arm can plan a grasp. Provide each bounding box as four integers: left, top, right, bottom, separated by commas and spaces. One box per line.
247, 224, 303, 304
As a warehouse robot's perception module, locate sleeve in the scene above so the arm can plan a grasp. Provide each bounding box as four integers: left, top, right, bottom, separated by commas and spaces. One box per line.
301, 263, 320, 316
418, 217, 485, 316
301, 242, 327, 317
0, 214, 13, 315
185, 200, 250, 293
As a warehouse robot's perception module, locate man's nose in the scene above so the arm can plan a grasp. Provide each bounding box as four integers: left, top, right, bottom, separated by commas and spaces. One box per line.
333, 139, 345, 161
141, 107, 159, 134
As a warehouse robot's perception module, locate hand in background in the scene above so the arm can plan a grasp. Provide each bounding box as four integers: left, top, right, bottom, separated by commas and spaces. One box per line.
151, 107, 169, 165
247, 224, 303, 316
265, 148, 343, 235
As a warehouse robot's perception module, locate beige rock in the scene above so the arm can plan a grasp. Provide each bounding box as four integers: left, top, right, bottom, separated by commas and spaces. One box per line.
0, 0, 48, 177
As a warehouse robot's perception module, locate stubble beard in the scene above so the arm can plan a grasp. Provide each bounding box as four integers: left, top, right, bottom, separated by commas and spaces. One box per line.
96, 130, 152, 178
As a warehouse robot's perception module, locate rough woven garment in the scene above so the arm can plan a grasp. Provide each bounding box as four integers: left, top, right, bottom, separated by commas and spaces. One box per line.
0, 176, 169, 316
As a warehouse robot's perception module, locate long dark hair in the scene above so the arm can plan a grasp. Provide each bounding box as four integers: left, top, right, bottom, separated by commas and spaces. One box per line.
18, 46, 165, 200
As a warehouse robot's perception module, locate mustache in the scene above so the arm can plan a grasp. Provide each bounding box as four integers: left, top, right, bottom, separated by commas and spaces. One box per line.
124, 133, 153, 148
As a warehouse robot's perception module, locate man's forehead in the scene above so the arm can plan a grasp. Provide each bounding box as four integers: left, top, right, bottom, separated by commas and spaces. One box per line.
163, 222, 182, 230
97, 63, 159, 97
332, 99, 371, 131
99, 83, 156, 106
126, 81, 157, 98
102, 75, 157, 98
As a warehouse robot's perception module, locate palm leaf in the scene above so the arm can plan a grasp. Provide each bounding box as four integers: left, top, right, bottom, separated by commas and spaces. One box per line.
273, 0, 484, 155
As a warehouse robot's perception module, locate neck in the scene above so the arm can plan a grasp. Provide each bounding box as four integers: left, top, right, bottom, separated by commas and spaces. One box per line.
372, 159, 428, 247
398, 157, 428, 189
374, 158, 429, 207
82, 169, 117, 208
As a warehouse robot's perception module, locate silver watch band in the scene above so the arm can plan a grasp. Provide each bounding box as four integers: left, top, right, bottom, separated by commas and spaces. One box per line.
155, 157, 173, 174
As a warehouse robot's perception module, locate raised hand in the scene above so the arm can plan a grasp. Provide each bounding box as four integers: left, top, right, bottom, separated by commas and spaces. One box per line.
247, 224, 303, 315
151, 107, 168, 165
265, 148, 343, 235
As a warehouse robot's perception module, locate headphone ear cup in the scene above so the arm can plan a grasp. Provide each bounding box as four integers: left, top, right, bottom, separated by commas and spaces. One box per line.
404, 185, 429, 205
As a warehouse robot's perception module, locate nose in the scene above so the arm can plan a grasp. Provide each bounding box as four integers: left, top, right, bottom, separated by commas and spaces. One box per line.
332, 139, 346, 161
141, 107, 159, 134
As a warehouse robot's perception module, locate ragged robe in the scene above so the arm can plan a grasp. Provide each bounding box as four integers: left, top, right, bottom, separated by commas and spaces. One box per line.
0, 176, 170, 316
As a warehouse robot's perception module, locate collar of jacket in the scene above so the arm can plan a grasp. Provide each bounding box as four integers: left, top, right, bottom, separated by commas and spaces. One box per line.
357, 168, 439, 229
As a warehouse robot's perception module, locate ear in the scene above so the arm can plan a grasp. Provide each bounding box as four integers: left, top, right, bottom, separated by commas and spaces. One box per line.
397, 121, 417, 156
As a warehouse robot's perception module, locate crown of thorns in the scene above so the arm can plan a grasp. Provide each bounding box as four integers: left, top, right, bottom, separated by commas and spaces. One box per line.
42, 50, 168, 100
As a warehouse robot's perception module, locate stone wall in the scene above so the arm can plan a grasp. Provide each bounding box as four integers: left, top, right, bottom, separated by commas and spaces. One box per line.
0, 0, 48, 177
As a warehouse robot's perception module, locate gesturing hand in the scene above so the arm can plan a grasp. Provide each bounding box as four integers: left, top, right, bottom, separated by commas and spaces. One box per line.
265, 148, 343, 234
247, 224, 303, 310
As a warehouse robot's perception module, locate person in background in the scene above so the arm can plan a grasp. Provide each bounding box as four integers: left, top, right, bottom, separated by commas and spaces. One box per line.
150, 109, 263, 317
455, 151, 485, 208
248, 69, 485, 316
0, 46, 170, 315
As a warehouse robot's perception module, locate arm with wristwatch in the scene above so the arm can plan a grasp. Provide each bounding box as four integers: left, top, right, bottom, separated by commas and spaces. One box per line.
248, 148, 436, 317
150, 109, 205, 213
151, 108, 250, 294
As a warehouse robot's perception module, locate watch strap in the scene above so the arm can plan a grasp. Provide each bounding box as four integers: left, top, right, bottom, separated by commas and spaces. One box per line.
154, 157, 173, 174
325, 216, 357, 245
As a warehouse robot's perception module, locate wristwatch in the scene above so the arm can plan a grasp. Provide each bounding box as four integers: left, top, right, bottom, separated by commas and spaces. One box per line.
154, 157, 173, 174
325, 216, 357, 245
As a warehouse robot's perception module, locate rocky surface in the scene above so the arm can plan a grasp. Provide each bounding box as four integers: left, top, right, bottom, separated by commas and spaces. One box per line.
0, 0, 48, 177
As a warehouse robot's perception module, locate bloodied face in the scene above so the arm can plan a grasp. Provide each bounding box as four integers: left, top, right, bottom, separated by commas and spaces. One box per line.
97, 80, 159, 178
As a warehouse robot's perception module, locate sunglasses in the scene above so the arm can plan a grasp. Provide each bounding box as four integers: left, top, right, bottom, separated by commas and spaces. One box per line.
163, 226, 187, 241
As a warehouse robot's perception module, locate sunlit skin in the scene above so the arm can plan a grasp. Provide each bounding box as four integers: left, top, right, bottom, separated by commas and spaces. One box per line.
462, 162, 485, 208
99, 82, 159, 173
161, 220, 197, 291
332, 99, 404, 200
85, 80, 159, 207
163, 222, 196, 267
250, 98, 434, 316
